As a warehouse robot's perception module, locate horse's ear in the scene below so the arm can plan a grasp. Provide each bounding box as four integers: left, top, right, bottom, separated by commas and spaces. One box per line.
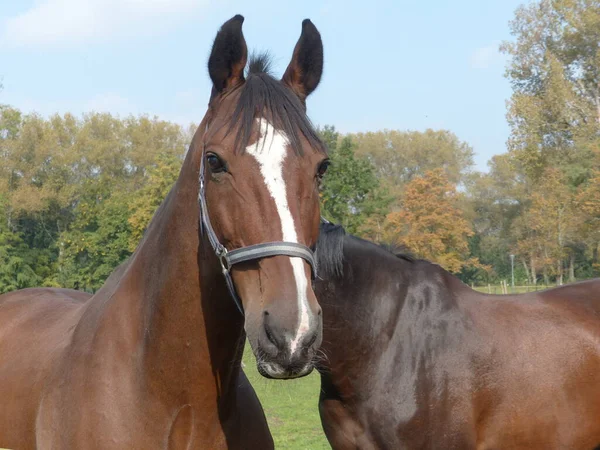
282, 19, 323, 101
208, 15, 248, 94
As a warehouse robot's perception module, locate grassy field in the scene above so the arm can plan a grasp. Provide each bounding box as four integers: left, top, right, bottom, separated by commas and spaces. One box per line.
242, 345, 330, 449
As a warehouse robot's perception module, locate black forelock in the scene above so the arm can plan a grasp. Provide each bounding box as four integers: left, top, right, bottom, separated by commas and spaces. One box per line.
224, 52, 326, 156
247, 51, 274, 76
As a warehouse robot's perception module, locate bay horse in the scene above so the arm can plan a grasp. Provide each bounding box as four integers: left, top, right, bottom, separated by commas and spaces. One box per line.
0, 16, 329, 449
314, 223, 600, 449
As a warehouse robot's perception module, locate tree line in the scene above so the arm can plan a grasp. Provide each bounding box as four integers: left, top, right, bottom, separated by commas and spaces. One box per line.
0, 0, 599, 293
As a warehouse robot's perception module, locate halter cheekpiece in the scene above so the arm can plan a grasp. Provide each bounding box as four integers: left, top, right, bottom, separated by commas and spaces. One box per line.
198, 147, 318, 315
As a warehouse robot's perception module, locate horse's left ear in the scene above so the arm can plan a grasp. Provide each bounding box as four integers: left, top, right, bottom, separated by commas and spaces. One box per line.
282, 19, 323, 101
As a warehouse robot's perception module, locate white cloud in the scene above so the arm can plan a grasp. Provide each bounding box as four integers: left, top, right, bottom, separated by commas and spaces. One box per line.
1, 0, 208, 49
470, 41, 503, 70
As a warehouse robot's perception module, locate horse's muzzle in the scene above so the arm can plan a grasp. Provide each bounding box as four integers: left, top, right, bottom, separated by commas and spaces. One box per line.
254, 308, 322, 379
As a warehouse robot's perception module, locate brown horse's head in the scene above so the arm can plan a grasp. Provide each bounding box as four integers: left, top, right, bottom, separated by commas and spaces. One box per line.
197, 16, 328, 379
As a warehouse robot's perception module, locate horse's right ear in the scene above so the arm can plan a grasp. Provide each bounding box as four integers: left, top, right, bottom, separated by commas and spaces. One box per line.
208, 15, 248, 95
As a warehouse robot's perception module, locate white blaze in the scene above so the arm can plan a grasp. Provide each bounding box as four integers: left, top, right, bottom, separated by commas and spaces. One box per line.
246, 119, 311, 355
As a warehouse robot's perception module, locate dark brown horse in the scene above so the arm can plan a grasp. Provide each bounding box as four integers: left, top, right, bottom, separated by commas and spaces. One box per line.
0, 16, 329, 449
314, 223, 600, 449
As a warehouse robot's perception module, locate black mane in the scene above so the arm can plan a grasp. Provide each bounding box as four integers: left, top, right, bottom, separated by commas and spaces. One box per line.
227, 52, 326, 156
316, 222, 415, 279
379, 242, 415, 262
316, 223, 346, 278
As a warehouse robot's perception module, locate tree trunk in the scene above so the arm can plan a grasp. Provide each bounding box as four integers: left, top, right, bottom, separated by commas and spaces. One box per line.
569, 254, 575, 283
557, 260, 563, 285
543, 267, 549, 286
531, 257, 537, 286
6, 170, 15, 231
522, 258, 531, 284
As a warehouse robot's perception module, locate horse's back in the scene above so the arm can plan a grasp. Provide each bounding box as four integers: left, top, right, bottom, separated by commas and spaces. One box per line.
540, 278, 600, 314
470, 278, 600, 334
0, 287, 90, 359
0, 288, 90, 449
467, 279, 600, 449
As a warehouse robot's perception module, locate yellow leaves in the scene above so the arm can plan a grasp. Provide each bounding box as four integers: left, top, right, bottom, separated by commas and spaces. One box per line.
577, 170, 600, 216
382, 169, 479, 273
126, 154, 181, 251
514, 167, 583, 275
9, 185, 48, 214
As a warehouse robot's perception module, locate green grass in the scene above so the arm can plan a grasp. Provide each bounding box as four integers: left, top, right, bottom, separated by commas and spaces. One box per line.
243, 344, 330, 449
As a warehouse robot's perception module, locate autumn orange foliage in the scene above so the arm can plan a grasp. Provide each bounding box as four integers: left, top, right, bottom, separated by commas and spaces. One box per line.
384, 169, 483, 274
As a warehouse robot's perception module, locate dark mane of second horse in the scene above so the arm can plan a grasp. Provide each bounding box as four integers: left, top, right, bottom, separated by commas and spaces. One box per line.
316, 222, 415, 279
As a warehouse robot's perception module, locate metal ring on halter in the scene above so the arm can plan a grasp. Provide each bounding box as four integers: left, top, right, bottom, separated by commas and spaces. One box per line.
217, 248, 231, 274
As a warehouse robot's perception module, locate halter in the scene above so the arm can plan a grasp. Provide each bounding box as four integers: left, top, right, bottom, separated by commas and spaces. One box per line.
198, 148, 318, 315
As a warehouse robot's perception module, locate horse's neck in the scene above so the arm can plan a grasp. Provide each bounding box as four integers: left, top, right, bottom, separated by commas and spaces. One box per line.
323, 257, 466, 405
89, 143, 245, 405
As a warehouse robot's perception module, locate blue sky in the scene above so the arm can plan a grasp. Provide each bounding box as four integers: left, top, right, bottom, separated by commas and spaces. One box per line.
0, 0, 525, 171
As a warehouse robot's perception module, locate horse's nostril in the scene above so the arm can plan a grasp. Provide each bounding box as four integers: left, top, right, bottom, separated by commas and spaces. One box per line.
264, 322, 277, 347
305, 331, 318, 348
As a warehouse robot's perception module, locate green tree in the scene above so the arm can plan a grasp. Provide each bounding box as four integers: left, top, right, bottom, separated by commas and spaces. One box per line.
464, 154, 528, 284
128, 153, 182, 250
318, 126, 390, 236
502, 0, 600, 183
55, 194, 132, 292
350, 129, 475, 207
0, 197, 40, 293
575, 169, 600, 275
514, 168, 578, 284
482, 0, 600, 284
0, 107, 190, 293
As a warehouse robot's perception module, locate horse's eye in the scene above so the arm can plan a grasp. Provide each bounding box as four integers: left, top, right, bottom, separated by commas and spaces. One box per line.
317, 160, 330, 179
207, 153, 227, 174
